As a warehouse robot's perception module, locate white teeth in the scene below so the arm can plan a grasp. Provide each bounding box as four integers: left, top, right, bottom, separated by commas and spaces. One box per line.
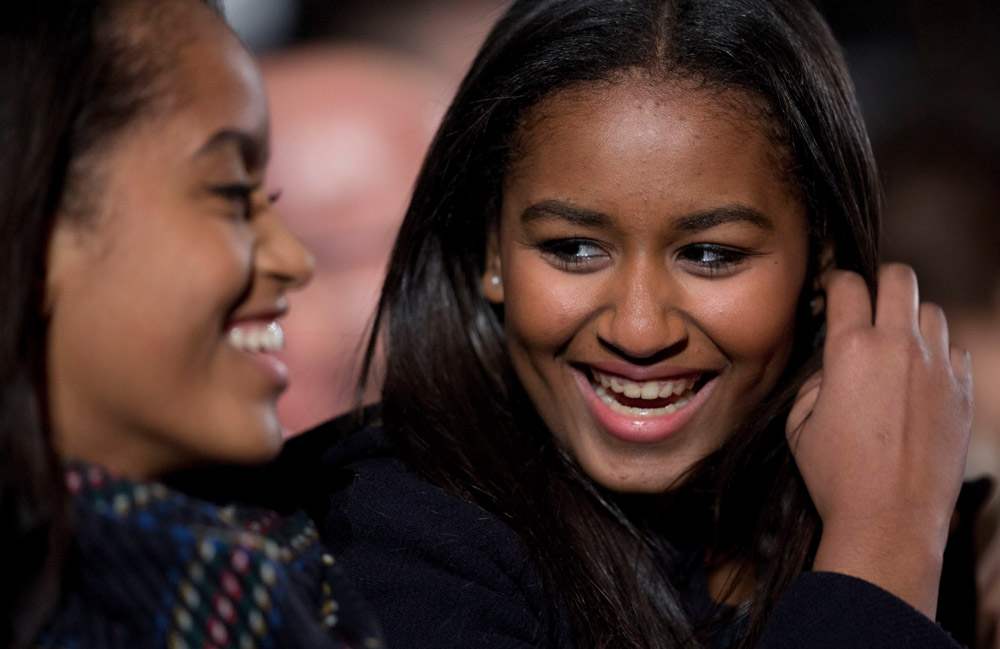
640, 383, 660, 399
594, 385, 695, 418
227, 321, 284, 353
591, 370, 700, 401
589, 369, 702, 418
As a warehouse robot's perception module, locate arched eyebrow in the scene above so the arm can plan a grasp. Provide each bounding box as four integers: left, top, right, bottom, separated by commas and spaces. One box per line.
192, 128, 268, 169
520, 200, 773, 231
675, 206, 773, 231
521, 200, 610, 227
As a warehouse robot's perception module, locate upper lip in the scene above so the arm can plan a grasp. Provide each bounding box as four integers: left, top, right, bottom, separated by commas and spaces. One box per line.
579, 360, 711, 382
225, 299, 288, 328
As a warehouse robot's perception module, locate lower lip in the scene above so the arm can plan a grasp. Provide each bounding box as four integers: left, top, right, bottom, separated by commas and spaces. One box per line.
573, 369, 715, 443
234, 347, 290, 390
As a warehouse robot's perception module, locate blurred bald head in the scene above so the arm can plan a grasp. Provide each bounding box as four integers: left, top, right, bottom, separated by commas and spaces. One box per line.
263, 45, 448, 434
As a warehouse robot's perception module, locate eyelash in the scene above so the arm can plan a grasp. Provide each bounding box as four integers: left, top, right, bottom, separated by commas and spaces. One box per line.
537, 239, 752, 277
677, 244, 751, 275
208, 182, 281, 220
537, 238, 609, 271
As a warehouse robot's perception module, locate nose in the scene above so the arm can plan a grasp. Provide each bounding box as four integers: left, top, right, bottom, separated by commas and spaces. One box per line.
596, 260, 687, 362
254, 211, 315, 291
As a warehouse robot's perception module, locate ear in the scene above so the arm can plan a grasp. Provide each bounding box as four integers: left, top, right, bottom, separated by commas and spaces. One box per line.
811, 238, 835, 292
808, 238, 835, 317
481, 228, 504, 304
43, 217, 84, 316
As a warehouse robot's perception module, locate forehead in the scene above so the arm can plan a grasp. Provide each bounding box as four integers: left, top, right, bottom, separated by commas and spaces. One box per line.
123, 2, 269, 159
505, 75, 799, 221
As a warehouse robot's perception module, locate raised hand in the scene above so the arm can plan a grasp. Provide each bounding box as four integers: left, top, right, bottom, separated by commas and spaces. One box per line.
786, 264, 973, 618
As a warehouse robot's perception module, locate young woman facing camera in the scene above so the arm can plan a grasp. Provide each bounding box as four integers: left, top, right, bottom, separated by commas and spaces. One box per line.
266, 0, 975, 647
0, 2, 381, 647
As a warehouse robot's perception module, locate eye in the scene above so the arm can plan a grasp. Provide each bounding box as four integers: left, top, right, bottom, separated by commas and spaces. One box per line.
677, 243, 751, 276
207, 181, 263, 221
537, 238, 610, 272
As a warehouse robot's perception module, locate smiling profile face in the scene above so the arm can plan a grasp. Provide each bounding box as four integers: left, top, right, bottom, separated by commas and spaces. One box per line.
482, 75, 810, 493
45, 1, 313, 479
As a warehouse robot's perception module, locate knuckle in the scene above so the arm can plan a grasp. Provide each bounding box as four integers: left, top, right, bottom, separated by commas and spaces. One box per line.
900, 335, 926, 360
829, 327, 870, 357
919, 302, 946, 321
878, 263, 918, 288
826, 269, 867, 295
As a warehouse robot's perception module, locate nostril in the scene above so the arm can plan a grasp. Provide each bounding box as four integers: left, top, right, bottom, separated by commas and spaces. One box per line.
597, 335, 689, 365
596, 309, 689, 363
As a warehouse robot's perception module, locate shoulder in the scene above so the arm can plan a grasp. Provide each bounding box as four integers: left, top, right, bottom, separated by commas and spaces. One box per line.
294, 409, 553, 649
288, 407, 528, 568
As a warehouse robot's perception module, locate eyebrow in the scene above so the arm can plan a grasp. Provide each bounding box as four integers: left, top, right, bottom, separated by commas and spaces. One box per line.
192, 128, 268, 168
520, 200, 773, 231
521, 200, 611, 227
675, 206, 773, 232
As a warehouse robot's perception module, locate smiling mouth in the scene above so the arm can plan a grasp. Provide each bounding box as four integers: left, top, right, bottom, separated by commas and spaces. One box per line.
226, 321, 285, 352
589, 368, 706, 417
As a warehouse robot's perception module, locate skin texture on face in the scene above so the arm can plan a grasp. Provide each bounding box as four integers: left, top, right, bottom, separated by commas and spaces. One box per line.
45, 2, 313, 479
483, 76, 810, 493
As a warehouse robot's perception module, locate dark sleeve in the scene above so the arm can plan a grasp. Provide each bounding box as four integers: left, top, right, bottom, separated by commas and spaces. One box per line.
758, 572, 964, 648
317, 458, 557, 649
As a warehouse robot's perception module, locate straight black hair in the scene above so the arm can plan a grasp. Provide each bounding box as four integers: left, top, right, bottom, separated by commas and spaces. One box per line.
363, 0, 880, 646
0, 1, 221, 646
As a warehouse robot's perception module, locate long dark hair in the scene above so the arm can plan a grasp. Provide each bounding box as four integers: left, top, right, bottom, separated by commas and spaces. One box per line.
0, 1, 220, 646
363, 0, 880, 646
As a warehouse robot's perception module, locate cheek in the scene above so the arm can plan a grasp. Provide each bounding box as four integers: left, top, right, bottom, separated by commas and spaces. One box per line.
172, 226, 252, 306
502, 253, 594, 353
90, 218, 252, 353
152, 215, 252, 296
694, 261, 804, 376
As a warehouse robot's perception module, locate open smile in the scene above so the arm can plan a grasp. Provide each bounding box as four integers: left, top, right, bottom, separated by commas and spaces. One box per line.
224, 319, 290, 389
573, 365, 716, 443
591, 369, 702, 417
227, 320, 285, 352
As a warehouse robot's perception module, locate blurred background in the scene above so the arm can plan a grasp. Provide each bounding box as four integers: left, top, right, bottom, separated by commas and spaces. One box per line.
218, 1, 1000, 490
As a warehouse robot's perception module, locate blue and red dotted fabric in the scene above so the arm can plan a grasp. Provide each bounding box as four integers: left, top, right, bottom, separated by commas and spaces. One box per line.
35, 463, 384, 649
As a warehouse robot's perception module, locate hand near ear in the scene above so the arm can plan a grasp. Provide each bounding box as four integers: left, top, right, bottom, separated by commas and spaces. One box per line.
786, 264, 973, 619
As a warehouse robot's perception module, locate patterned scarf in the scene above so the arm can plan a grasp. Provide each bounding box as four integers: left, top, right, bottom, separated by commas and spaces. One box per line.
36, 463, 384, 649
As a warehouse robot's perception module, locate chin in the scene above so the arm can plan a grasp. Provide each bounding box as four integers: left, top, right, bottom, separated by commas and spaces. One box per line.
209, 409, 285, 467
595, 475, 684, 495
244, 423, 286, 464
579, 455, 691, 494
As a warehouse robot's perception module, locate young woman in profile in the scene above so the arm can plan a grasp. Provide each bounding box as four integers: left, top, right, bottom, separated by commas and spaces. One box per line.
0, 2, 383, 648
267, 0, 976, 647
